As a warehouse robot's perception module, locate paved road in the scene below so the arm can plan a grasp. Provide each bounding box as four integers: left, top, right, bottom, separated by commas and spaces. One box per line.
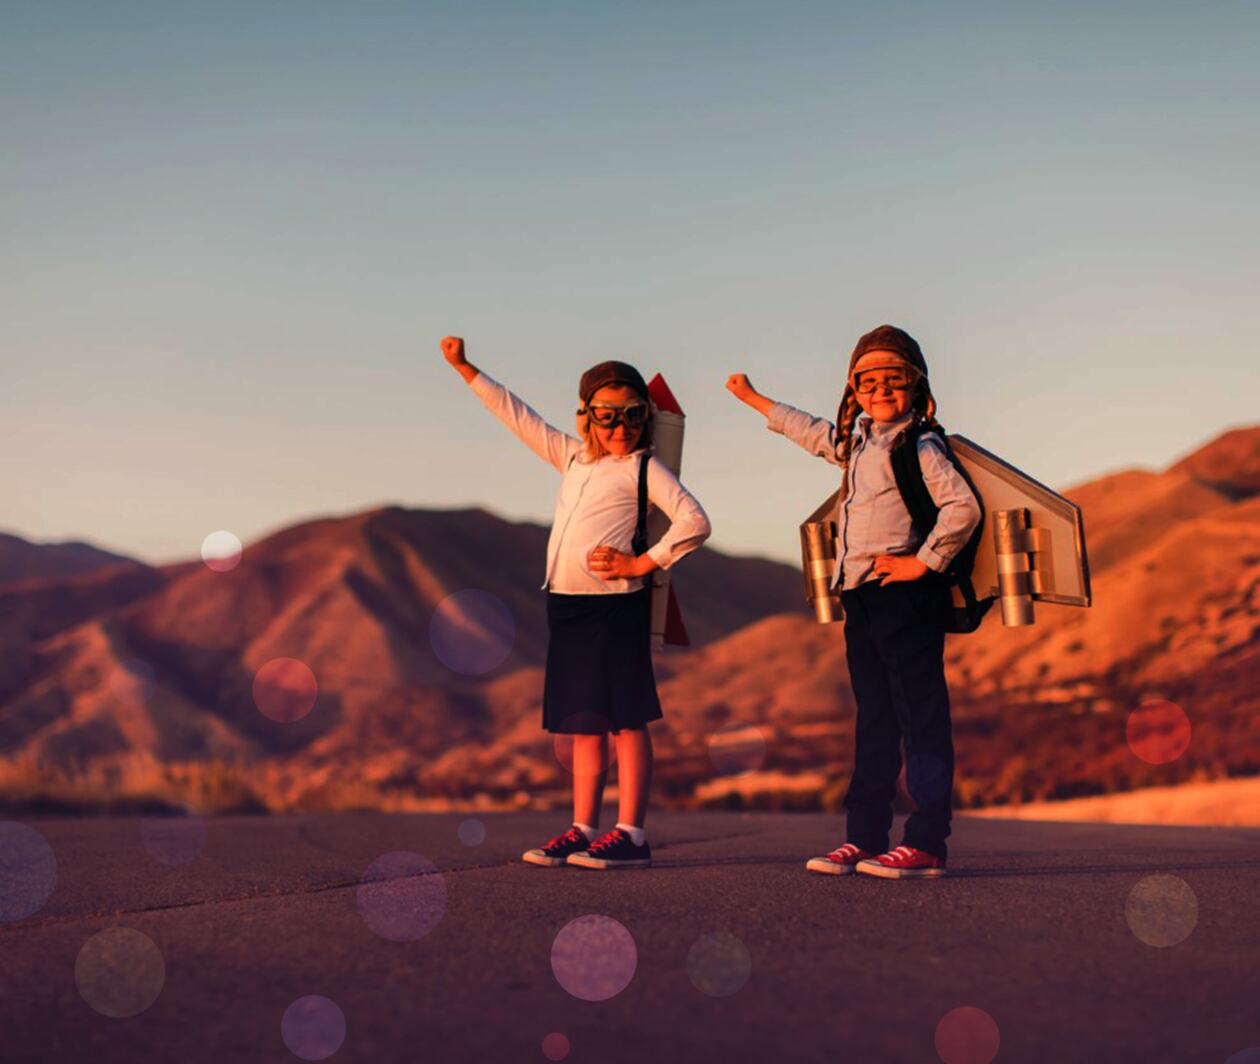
2, 811, 1258, 1063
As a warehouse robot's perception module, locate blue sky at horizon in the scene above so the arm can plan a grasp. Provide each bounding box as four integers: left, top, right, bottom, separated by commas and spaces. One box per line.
4, 2, 1258, 567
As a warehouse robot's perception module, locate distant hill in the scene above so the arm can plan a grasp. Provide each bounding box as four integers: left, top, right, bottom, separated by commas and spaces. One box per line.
0, 426, 1256, 815
0, 505, 804, 810
1167, 424, 1260, 500
0, 532, 137, 587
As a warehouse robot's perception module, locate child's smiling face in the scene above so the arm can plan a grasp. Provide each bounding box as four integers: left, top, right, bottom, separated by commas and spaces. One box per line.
850, 350, 918, 422
586, 383, 646, 456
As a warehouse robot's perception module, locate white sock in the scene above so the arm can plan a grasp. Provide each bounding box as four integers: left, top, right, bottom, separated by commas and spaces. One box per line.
573, 822, 598, 841
616, 822, 646, 846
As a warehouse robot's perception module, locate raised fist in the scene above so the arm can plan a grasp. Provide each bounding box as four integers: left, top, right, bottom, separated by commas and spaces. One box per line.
725, 373, 757, 402
440, 336, 466, 366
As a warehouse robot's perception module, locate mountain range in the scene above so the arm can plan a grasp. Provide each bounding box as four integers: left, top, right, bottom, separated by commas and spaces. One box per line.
1, 425, 1256, 814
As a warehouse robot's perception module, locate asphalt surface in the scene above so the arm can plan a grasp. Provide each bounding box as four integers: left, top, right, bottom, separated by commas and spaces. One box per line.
2, 811, 1258, 1064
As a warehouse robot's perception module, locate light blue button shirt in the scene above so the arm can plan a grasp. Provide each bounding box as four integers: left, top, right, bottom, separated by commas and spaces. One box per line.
767, 403, 982, 590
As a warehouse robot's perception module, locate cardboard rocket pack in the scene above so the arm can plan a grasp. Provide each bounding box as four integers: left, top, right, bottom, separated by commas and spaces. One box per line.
800, 432, 1092, 628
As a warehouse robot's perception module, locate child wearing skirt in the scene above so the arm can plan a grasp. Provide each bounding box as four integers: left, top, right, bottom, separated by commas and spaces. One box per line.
441, 336, 711, 870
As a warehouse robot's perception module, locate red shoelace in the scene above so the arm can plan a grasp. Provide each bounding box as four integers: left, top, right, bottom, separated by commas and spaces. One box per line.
544, 826, 587, 852
587, 829, 628, 854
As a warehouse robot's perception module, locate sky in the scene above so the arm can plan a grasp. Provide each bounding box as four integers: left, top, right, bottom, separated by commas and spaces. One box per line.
3, 1, 1258, 567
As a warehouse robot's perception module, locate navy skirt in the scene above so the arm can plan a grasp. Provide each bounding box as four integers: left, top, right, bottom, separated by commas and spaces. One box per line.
543, 586, 663, 734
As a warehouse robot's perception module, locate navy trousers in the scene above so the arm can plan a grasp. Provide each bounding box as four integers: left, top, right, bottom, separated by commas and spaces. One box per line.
840, 577, 955, 860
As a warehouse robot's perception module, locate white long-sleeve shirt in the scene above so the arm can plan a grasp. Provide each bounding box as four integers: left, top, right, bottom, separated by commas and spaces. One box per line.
469, 370, 712, 594
767, 403, 981, 591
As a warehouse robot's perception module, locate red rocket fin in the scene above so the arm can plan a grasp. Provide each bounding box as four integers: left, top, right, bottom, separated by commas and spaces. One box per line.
663, 584, 690, 647
647, 373, 685, 416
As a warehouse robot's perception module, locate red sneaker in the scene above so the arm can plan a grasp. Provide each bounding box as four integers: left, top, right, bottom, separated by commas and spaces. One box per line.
805, 842, 875, 876
856, 845, 947, 879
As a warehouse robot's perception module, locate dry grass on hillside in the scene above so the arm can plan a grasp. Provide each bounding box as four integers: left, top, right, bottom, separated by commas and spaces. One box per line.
966, 774, 1260, 827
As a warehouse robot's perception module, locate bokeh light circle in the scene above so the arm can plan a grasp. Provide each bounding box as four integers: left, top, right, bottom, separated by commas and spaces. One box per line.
1125, 874, 1198, 947
281, 995, 347, 1061
201, 531, 242, 573
253, 658, 319, 723
686, 932, 752, 996
356, 851, 447, 941
0, 821, 57, 922
1225, 1051, 1260, 1064
429, 590, 515, 675
457, 819, 486, 847
551, 915, 637, 1001
707, 724, 767, 776
554, 715, 618, 776
75, 927, 165, 1017
542, 1032, 571, 1061
935, 1006, 1001, 1064
1125, 700, 1191, 765
140, 816, 207, 865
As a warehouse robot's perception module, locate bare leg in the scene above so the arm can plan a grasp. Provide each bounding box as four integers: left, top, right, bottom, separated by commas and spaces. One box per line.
572, 734, 609, 828
614, 727, 653, 828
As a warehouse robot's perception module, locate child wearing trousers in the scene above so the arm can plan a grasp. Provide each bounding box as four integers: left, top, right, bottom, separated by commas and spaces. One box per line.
727, 325, 981, 878
442, 336, 711, 870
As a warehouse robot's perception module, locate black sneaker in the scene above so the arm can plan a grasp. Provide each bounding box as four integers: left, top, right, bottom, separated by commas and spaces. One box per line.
566, 828, 652, 870
522, 825, 591, 867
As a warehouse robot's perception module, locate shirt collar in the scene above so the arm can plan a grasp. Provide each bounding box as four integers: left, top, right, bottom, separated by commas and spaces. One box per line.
856, 412, 915, 441
579, 446, 649, 464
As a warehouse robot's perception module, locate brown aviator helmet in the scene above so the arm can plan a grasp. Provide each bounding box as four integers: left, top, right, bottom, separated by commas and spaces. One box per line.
577, 360, 654, 449
845, 324, 929, 380
579, 360, 650, 404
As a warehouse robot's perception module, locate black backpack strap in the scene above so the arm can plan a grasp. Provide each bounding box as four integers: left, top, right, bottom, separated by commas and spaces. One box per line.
890, 424, 939, 543
891, 423, 991, 632
632, 452, 650, 556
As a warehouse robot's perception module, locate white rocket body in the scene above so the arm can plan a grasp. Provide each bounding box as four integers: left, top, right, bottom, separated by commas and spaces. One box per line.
647, 407, 685, 649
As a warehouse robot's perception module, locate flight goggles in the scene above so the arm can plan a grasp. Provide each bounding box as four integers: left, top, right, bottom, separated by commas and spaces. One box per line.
580, 401, 651, 429
851, 364, 922, 394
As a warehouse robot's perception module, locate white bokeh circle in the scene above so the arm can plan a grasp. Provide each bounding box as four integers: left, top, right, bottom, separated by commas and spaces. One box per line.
429, 590, 515, 675
356, 851, 447, 941
1125, 874, 1198, 947
551, 915, 637, 1001
457, 819, 486, 846
281, 995, 347, 1061
686, 932, 752, 996
201, 531, 242, 572
0, 821, 57, 922
75, 927, 165, 1018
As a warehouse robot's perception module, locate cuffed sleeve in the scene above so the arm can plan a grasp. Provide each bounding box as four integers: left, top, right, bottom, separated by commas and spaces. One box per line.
765, 401, 843, 466
914, 434, 982, 572
469, 370, 580, 473
915, 540, 951, 573
643, 457, 711, 570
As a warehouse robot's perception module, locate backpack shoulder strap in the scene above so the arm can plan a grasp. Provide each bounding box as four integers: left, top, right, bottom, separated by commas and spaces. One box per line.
894, 423, 993, 632
632, 452, 650, 556
890, 423, 939, 543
